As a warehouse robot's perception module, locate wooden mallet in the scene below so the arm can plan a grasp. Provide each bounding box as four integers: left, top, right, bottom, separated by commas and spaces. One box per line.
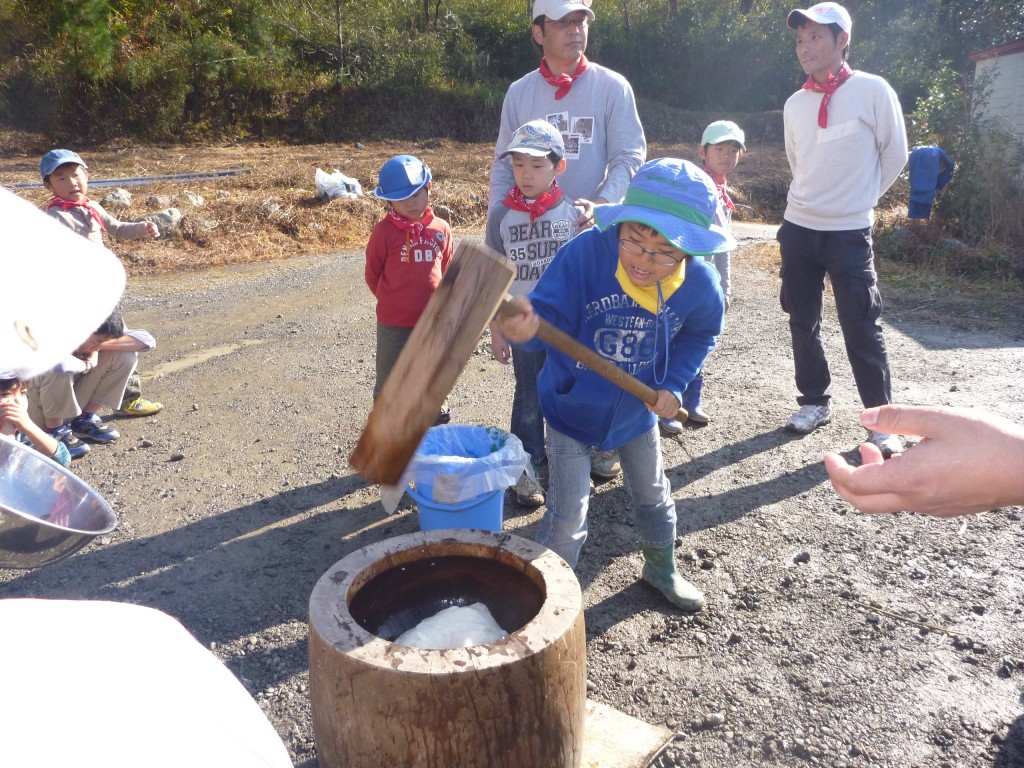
349, 241, 687, 486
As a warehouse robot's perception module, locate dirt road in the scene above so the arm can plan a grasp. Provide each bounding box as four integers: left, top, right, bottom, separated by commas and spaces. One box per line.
3, 228, 1023, 767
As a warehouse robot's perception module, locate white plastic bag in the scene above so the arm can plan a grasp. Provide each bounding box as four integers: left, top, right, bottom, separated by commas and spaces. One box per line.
379, 425, 531, 514
315, 168, 362, 200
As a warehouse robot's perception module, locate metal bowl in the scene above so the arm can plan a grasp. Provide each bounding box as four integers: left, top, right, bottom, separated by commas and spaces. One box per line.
0, 437, 118, 569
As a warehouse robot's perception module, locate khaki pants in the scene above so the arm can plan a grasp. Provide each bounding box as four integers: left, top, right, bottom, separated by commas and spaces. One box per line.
29, 350, 137, 427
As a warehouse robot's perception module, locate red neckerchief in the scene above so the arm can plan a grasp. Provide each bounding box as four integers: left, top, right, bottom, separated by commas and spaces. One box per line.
802, 63, 854, 128
539, 55, 589, 100
702, 166, 734, 211
386, 206, 435, 247
503, 180, 564, 222
47, 196, 106, 232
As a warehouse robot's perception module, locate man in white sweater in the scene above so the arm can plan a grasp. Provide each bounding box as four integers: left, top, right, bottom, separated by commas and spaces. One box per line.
489, 0, 647, 482
778, 3, 908, 458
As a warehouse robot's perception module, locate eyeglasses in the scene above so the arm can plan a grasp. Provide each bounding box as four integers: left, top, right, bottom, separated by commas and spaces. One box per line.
545, 16, 589, 30
618, 238, 683, 267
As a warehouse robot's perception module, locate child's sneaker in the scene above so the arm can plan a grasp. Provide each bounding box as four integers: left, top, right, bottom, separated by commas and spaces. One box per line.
50, 424, 90, 460
70, 413, 120, 444
117, 397, 163, 417
659, 416, 683, 436
512, 471, 545, 507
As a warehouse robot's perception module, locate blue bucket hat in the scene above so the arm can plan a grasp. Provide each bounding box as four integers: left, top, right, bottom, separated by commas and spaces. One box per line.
374, 155, 432, 201
593, 158, 736, 256
40, 149, 87, 181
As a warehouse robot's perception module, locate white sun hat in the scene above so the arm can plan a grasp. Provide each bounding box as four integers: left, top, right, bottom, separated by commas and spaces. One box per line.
0, 187, 125, 378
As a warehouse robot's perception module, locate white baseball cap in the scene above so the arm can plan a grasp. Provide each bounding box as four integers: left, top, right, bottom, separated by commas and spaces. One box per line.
0, 188, 125, 378
701, 120, 746, 150
787, 3, 852, 35
532, 0, 595, 23
501, 119, 566, 161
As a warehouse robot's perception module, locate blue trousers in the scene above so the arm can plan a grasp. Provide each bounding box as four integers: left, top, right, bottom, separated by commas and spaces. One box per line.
510, 346, 546, 466
777, 220, 892, 408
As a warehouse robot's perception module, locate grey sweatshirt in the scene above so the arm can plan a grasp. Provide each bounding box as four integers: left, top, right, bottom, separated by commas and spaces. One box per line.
488, 63, 646, 212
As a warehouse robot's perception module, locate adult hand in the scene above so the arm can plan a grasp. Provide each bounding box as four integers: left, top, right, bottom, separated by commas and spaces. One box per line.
571, 198, 601, 235
145, 221, 160, 239
823, 405, 1024, 517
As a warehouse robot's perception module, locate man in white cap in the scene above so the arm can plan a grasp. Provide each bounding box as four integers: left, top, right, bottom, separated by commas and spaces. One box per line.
778, 3, 908, 458
489, 0, 647, 482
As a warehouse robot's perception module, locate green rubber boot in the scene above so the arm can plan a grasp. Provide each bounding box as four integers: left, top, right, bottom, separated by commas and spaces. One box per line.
641, 544, 705, 612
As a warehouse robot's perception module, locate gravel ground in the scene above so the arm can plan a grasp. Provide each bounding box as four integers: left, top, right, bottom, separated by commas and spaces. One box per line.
2, 224, 1023, 768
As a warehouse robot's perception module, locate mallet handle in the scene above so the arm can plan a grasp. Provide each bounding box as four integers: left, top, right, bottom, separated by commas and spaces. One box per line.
497, 298, 688, 423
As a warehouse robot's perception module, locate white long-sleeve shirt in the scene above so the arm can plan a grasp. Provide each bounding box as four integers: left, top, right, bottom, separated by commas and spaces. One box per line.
783, 71, 908, 231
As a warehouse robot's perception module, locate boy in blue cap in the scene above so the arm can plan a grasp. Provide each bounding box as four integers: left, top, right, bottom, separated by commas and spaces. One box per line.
40, 148, 164, 420
496, 158, 733, 612
365, 155, 454, 422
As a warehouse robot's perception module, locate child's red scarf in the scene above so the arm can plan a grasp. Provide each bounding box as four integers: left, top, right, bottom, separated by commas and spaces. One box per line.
386, 207, 435, 246
702, 166, 734, 212
47, 196, 106, 232
539, 56, 589, 100
802, 63, 854, 128
503, 181, 564, 222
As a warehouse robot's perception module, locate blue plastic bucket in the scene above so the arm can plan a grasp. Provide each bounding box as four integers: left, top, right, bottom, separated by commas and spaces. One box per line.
407, 483, 504, 532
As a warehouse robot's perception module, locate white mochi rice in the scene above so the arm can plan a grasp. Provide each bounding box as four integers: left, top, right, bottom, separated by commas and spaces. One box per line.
394, 603, 508, 649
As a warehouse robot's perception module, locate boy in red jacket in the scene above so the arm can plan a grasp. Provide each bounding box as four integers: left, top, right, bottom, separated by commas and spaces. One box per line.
365, 155, 454, 423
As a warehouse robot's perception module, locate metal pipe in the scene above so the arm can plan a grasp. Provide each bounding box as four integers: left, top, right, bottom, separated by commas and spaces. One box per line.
4, 168, 251, 190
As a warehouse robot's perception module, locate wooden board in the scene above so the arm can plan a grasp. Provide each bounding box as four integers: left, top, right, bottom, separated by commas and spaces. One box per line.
582, 699, 674, 768
349, 241, 515, 485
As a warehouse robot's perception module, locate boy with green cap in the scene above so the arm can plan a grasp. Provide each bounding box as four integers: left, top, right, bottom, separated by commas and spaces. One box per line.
496, 158, 733, 612
660, 120, 745, 434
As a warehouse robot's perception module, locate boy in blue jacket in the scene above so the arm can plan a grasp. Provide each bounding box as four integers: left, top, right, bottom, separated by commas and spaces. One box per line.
496, 158, 733, 612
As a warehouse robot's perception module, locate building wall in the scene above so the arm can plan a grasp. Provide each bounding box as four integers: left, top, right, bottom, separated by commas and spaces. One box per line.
972, 43, 1024, 136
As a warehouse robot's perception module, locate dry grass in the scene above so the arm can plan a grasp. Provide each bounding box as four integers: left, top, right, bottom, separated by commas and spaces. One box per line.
0, 132, 849, 277
1, 136, 494, 275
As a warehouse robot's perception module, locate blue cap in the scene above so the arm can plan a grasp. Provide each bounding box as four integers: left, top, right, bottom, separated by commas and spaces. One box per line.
40, 149, 87, 180
374, 155, 432, 201
593, 158, 736, 256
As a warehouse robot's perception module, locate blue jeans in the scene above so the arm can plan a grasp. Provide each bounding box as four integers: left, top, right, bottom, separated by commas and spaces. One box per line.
510, 346, 546, 465
539, 424, 677, 568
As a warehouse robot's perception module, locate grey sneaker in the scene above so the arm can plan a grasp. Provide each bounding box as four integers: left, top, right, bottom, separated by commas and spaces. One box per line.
590, 448, 621, 480
786, 404, 832, 434
868, 430, 903, 459
659, 416, 683, 436
512, 471, 545, 507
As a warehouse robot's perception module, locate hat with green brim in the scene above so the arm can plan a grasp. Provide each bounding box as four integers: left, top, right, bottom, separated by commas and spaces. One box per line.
593, 158, 736, 256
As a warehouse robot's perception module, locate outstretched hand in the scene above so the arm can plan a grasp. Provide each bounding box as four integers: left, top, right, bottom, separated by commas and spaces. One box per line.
823, 405, 1024, 517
